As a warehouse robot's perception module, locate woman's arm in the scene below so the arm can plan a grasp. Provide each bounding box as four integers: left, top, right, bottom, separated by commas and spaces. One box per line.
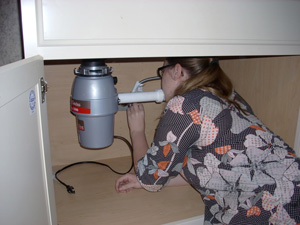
134, 96, 199, 191
116, 173, 188, 193
168, 172, 189, 186
126, 103, 149, 168
116, 101, 191, 193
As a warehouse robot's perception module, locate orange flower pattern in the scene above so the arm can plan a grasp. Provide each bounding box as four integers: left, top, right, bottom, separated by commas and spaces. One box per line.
163, 144, 171, 157
167, 95, 185, 115
136, 89, 300, 224
188, 109, 201, 124
215, 145, 232, 155
247, 206, 261, 217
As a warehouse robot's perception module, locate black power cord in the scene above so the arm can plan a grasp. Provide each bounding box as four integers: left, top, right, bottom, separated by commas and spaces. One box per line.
54, 135, 134, 194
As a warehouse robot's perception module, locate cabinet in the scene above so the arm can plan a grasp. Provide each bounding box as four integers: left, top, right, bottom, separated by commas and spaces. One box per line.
0, 56, 57, 225
21, 0, 300, 59
12, 1, 300, 224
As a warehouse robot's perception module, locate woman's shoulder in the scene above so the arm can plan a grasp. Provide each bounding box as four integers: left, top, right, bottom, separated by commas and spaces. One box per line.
166, 89, 220, 114
176, 88, 212, 100
180, 89, 222, 106
180, 89, 254, 115
167, 89, 205, 107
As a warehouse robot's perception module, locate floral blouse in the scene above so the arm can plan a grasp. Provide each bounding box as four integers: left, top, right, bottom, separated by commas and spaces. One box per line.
136, 89, 300, 225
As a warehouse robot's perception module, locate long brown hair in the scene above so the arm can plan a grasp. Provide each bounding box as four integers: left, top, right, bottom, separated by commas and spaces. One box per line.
166, 57, 245, 114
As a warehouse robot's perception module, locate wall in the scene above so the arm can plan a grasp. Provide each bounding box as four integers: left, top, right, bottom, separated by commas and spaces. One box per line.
220, 56, 300, 148
46, 56, 300, 167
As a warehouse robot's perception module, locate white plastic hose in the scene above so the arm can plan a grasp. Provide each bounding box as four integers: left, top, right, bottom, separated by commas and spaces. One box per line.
118, 89, 165, 104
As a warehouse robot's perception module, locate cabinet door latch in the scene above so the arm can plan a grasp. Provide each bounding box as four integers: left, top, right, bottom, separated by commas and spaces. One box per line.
40, 77, 48, 103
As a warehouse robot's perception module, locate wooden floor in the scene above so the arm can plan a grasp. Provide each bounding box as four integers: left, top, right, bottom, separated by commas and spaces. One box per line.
53, 157, 204, 225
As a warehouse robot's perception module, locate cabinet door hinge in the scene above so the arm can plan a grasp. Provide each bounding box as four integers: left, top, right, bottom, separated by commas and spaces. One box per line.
40, 77, 48, 103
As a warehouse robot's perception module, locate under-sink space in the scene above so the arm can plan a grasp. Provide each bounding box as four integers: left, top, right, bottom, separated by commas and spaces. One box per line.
53, 156, 205, 225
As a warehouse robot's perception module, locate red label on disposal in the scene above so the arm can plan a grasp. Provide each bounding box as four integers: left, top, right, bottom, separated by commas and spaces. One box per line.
71, 99, 91, 114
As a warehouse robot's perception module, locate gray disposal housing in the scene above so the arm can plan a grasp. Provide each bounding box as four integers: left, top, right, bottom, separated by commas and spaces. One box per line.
70, 59, 118, 149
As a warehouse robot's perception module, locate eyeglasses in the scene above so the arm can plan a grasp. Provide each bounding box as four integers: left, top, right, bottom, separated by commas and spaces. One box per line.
157, 64, 173, 77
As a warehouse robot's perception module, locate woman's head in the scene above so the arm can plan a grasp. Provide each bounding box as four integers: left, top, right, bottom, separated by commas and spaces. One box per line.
158, 60, 191, 101
159, 57, 244, 112
164, 57, 232, 97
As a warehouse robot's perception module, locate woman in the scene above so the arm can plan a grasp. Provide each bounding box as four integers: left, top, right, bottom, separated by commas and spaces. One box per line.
115, 57, 300, 224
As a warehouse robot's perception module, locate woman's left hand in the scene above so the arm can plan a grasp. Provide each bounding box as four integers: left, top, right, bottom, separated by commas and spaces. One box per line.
127, 103, 145, 135
115, 173, 142, 193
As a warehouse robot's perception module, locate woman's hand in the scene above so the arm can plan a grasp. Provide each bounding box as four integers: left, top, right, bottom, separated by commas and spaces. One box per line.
127, 103, 145, 134
115, 173, 142, 193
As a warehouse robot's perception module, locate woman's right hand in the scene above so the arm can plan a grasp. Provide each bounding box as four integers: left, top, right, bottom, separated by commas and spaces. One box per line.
126, 103, 145, 134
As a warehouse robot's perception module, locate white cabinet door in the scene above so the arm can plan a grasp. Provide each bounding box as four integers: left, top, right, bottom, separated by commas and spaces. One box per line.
0, 56, 57, 225
21, 0, 300, 59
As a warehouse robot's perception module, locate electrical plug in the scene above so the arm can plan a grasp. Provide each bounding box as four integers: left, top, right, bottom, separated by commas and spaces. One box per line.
66, 185, 75, 194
